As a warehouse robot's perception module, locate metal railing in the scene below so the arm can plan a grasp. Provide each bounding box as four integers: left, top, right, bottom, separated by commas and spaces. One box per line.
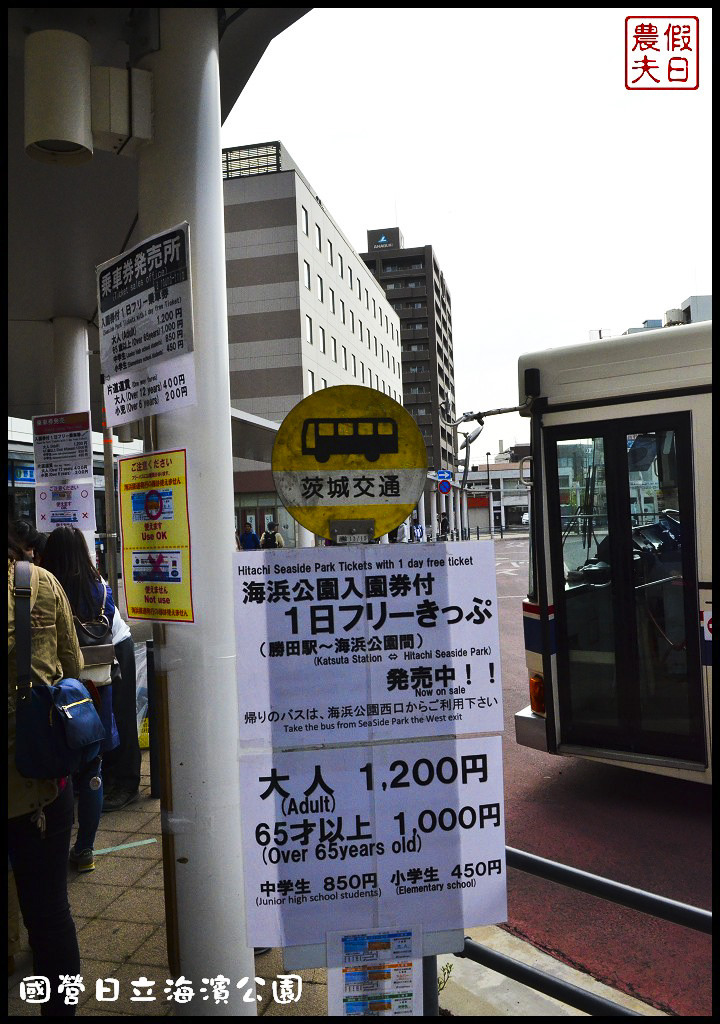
423, 846, 711, 1016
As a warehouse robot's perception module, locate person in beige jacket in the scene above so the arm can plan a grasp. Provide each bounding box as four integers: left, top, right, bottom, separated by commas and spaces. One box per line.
8, 522, 84, 1015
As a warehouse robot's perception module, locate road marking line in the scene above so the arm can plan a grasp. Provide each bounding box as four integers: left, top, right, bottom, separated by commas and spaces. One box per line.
95, 838, 158, 855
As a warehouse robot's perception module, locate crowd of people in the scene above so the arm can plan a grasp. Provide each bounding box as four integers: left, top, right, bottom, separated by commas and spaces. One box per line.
8, 519, 141, 1015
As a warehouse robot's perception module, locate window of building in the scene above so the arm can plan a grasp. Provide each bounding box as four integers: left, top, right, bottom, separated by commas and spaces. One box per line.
338, 253, 344, 278
348, 266, 353, 289
301, 206, 308, 235
352, 354, 357, 377
374, 337, 378, 356
342, 346, 348, 371
329, 288, 335, 313
366, 327, 371, 347
360, 361, 365, 383
331, 336, 337, 362
305, 315, 313, 345
327, 239, 333, 266
315, 224, 322, 251
340, 299, 345, 324
372, 298, 376, 318
303, 261, 311, 289
365, 288, 369, 309
358, 319, 363, 344
321, 377, 327, 389
357, 278, 362, 300
318, 325, 326, 353
317, 275, 323, 302
350, 310, 355, 332
307, 369, 315, 393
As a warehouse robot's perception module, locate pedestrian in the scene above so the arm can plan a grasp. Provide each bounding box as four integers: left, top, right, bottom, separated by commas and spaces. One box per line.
238, 522, 261, 551
412, 520, 424, 543
8, 520, 83, 1014
395, 520, 409, 543
13, 518, 47, 563
40, 527, 119, 873
101, 607, 141, 812
260, 521, 284, 550
440, 513, 449, 539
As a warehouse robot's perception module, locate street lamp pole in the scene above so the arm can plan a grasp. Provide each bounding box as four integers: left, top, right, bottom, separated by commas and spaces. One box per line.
486, 452, 494, 539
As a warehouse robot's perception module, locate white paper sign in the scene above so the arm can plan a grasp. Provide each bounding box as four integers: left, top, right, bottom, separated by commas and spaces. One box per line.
35, 483, 96, 532
234, 542, 502, 745
103, 351, 197, 427
97, 223, 194, 378
327, 927, 423, 1016
32, 412, 93, 482
239, 736, 507, 948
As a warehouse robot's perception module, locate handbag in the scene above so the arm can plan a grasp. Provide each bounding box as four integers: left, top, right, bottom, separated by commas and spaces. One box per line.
13, 561, 106, 780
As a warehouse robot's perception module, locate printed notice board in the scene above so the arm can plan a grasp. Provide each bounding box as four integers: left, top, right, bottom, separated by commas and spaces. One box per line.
234, 541, 502, 745
97, 223, 197, 426
118, 449, 194, 622
239, 736, 506, 948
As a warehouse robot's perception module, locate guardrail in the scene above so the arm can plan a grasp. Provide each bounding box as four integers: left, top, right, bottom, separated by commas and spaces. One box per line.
423, 846, 711, 1016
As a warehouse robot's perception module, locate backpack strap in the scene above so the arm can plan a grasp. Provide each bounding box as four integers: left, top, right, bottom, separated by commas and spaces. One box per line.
14, 560, 33, 689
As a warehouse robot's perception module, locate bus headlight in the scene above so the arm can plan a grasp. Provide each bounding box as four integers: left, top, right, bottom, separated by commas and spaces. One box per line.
529, 674, 545, 715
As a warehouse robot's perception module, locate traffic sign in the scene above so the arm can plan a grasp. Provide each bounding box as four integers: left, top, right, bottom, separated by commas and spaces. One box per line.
272, 386, 427, 540
438, 479, 451, 494
437, 470, 453, 481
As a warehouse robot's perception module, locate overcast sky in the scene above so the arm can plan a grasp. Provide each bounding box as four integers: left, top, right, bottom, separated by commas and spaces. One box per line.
221, 8, 712, 460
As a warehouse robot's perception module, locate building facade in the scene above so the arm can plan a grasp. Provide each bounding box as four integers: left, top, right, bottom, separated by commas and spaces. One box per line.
360, 228, 457, 472
222, 143, 403, 543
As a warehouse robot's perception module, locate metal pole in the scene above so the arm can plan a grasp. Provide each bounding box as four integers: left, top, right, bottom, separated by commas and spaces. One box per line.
101, 389, 118, 592
137, 9, 254, 1013
486, 452, 494, 539
422, 954, 439, 1015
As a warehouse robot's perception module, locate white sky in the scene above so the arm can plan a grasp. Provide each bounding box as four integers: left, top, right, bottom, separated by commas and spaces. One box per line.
221, 8, 712, 460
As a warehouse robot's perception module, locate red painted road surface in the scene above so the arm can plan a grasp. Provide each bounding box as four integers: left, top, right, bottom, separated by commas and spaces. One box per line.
495, 538, 711, 1016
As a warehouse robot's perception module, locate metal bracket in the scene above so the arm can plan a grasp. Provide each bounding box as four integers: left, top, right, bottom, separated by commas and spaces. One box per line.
329, 519, 375, 545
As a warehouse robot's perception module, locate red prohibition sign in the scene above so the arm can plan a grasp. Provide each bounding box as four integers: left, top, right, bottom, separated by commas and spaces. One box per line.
144, 489, 163, 520
438, 479, 451, 494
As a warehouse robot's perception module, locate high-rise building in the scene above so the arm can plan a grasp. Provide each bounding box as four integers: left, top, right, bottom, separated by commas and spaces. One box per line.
222, 142, 403, 542
360, 228, 457, 471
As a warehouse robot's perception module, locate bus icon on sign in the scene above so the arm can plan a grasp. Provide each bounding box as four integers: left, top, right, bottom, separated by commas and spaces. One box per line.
301, 417, 399, 463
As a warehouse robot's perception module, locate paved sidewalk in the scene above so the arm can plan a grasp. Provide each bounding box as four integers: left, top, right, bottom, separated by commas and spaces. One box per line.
9, 749, 665, 1017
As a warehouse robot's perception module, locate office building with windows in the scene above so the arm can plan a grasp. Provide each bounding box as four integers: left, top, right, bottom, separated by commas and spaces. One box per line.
222, 143, 403, 542
360, 228, 457, 472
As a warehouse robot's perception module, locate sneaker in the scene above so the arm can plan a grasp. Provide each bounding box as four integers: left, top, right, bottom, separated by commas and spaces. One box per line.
102, 788, 139, 812
69, 847, 95, 873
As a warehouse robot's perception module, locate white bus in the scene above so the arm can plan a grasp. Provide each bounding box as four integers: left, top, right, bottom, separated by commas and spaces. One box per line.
514, 321, 712, 783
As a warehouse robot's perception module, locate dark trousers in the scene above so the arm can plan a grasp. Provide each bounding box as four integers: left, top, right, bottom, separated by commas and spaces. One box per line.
8, 784, 80, 1016
102, 636, 142, 793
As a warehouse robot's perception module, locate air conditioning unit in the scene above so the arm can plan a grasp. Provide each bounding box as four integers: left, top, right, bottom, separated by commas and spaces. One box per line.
663, 308, 684, 327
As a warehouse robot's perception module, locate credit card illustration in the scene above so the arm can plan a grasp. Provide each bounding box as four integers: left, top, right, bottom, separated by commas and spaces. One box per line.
131, 550, 183, 583
131, 489, 174, 522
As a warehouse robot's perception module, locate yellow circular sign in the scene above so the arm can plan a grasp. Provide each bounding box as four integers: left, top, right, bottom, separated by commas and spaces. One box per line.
272, 386, 428, 541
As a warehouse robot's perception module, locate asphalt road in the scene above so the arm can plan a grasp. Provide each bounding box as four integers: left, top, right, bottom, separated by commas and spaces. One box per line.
492, 535, 712, 1016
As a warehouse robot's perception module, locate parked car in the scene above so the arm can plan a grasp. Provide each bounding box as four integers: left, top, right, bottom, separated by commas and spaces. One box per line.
521, 512, 529, 526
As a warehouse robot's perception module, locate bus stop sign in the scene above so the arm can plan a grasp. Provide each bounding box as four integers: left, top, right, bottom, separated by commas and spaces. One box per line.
272, 386, 428, 541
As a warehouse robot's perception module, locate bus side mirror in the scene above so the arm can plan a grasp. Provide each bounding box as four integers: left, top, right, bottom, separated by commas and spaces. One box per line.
519, 456, 533, 488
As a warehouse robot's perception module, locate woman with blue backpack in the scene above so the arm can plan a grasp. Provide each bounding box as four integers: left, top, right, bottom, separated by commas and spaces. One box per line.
8, 520, 84, 1013
41, 527, 119, 874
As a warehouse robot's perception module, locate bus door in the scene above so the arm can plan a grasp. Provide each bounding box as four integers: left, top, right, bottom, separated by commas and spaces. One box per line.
546, 412, 706, 766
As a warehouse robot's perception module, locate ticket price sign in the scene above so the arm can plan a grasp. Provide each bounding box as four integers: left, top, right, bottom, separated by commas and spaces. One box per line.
234, 541, 502, 745
97, 223, 197, 426
239, 737, 506, 949
118, 449, 194, 622
271, 386, 427, 542
33, 412, 93, 482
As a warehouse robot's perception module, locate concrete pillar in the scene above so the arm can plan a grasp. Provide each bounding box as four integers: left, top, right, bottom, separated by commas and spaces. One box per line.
136, 10, 254, 1014
447, 487, 456, 535
297, 523, 315, 548
418, 490, 426, 541
52, 317, 95, 557
462, 491, 469, 538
